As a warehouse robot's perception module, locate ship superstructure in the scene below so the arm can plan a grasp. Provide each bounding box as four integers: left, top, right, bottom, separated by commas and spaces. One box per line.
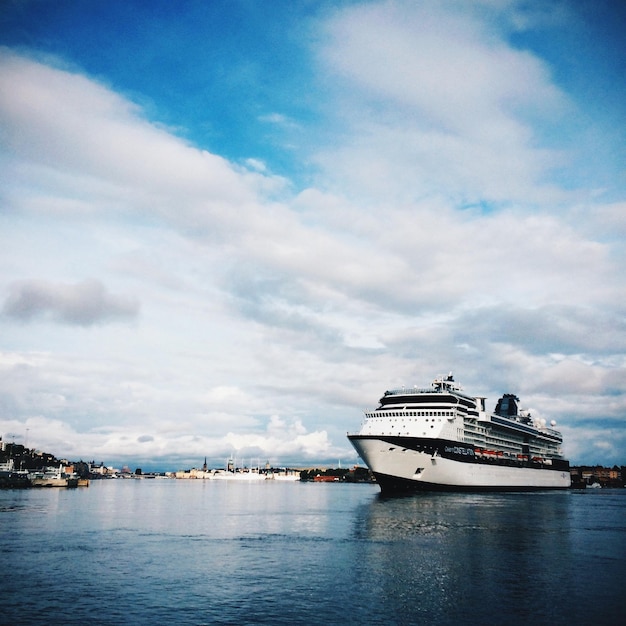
348, 373, 570, 492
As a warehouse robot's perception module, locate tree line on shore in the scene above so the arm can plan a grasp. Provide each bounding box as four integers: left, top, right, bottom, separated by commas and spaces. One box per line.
299, 466, 374, 482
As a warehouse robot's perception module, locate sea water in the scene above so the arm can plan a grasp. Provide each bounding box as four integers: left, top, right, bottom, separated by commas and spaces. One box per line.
1, 480, 624, 625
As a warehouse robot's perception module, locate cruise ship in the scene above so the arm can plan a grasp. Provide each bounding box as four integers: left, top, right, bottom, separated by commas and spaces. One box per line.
348, 373, 570, 492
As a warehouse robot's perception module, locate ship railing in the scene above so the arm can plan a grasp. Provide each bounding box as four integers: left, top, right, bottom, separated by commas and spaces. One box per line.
384, 386, 467, 396
383, 387, 474, 402
384, 387, 432, 395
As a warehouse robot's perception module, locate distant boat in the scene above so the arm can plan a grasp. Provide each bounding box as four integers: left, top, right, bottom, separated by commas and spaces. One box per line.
29, 466, 78, 488
210, 457, 266, 480
348, 372, 571, 493
313, 475, 339, 482
211, 469, 266, 480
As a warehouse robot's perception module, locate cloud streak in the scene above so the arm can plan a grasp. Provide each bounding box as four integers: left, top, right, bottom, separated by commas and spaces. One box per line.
3, 279, 139, 326
312, 1, 571, 204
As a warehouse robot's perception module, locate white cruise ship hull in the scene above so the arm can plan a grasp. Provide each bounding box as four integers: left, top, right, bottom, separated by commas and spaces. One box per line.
349, 435, 571, 492
211, 470, 266, 480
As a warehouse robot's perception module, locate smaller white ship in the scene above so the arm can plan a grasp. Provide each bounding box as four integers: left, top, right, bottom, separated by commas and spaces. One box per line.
29, 466, 78, 488
210, 457, 266, 480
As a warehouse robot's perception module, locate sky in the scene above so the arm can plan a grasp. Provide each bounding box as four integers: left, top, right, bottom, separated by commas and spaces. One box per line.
1, 0, 625, 471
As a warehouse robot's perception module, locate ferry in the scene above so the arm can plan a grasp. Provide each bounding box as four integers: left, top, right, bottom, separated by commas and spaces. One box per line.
210, 457, 266, 480
29, 466, 79, 488
348, 373, 570, 492
210, 468, 266, 480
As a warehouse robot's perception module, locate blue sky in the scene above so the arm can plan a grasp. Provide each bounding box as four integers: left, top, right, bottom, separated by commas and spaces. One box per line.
1, 0, 625, 470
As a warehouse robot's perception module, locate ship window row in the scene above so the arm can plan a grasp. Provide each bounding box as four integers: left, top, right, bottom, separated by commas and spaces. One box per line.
368, 416, 443, 424
371, 410, 454, 418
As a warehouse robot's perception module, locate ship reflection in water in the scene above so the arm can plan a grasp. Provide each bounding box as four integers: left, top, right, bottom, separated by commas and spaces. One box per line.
350, 490, 622, 624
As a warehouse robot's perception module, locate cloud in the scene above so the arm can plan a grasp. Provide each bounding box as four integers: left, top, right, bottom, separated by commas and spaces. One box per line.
0, 412, 342, 468
3, 279, 139, 325
0, 48, 287, 232
313, 1, 571, 204
1, 47, 617, 328
451, 304, 626, 357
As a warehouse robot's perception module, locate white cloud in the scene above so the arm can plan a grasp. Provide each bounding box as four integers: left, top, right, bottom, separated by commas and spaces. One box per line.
0, 48, 287, 236
313, 1, 570, 204
0, 411, 341, 468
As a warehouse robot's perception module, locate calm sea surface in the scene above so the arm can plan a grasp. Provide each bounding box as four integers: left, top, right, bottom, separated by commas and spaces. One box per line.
1, 480, 624, 625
